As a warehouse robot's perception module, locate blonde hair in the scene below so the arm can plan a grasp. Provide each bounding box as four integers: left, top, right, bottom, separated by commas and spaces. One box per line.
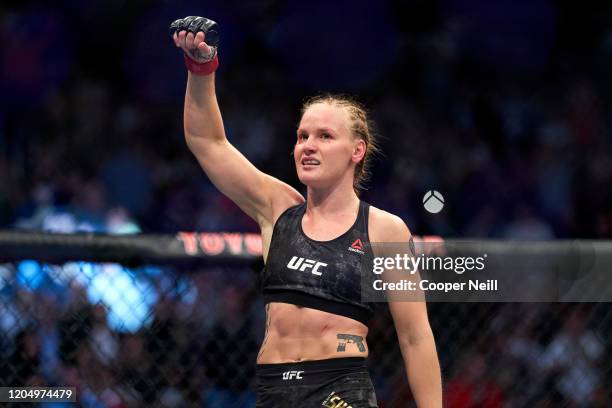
301, 94, 381, 193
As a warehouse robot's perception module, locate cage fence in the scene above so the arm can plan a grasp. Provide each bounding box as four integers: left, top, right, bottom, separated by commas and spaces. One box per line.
0, 232, 611, 407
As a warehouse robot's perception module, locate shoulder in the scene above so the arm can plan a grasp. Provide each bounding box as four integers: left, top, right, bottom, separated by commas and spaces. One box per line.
261, 176, 305, 226
367, 205, 412, 243
271, 183, 305, 221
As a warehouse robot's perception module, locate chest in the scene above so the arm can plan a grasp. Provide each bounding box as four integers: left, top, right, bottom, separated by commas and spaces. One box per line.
266, 230, 371, 291
301, 213, 358, 241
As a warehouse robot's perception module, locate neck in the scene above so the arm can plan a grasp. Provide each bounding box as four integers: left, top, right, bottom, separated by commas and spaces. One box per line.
306, 178, 360, 215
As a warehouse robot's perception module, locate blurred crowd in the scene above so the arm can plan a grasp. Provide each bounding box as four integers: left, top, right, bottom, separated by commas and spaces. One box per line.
1, 0, 611, 238
0, 266, 262, 407
1, 266, 610, 407
1, 0, 612, 407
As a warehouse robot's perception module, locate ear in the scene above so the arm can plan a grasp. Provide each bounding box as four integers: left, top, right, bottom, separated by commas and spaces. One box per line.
352, 139, 366, 164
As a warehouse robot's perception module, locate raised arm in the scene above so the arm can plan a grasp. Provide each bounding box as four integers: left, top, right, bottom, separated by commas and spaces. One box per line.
171, 17, 303, 228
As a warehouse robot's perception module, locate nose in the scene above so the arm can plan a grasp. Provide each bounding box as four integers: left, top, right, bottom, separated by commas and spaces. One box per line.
302, 135, 318, 154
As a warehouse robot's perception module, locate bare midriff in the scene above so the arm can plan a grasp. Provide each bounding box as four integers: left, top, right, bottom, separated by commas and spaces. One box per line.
256, 302, 369, 364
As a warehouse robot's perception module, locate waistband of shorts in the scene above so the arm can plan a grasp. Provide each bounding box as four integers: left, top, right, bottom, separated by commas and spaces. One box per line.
256, 357, 367, 386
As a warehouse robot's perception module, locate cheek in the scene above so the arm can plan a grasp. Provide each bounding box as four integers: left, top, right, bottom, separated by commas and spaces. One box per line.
331, 145, 354, 164
293, 145, 300, 161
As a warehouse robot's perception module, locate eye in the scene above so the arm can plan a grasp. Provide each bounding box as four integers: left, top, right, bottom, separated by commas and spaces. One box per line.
320, 133, 332, 140
297, 133, 308, 142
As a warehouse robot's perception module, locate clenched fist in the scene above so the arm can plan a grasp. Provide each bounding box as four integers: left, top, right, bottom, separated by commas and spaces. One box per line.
170, 16, 220, 75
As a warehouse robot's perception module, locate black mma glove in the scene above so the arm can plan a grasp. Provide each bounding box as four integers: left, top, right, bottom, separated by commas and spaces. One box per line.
169, 16, 220, 75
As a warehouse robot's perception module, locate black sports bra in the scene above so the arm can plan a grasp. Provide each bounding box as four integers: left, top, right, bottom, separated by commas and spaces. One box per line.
260, 201, 375, 325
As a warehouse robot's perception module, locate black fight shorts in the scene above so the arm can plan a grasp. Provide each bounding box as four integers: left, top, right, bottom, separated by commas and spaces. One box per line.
255, 357, 378, 408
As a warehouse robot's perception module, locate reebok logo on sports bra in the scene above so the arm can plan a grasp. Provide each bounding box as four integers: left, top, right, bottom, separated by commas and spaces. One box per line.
348, 238, 365, 255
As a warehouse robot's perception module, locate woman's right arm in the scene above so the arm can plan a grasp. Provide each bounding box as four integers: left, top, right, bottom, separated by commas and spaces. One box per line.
175, 28, 304, 228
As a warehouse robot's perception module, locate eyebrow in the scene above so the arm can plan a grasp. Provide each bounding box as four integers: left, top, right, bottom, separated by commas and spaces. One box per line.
296, 127, 337, 134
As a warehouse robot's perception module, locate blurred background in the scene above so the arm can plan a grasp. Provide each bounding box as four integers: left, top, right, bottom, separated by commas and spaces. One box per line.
1, 0, 611, 406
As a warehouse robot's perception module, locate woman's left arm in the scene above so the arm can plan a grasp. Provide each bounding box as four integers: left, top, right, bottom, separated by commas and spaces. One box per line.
388, 294, 442, 407
369, 210, 442, 407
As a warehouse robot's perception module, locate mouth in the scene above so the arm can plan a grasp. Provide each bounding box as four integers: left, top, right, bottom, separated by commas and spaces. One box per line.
301, 158, 320, 168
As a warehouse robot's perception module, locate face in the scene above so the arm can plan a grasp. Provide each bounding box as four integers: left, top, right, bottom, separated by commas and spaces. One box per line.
294, 103, 365, 189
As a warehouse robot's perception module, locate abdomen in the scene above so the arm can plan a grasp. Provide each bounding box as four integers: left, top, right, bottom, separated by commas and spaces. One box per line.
257, 302, 369, 363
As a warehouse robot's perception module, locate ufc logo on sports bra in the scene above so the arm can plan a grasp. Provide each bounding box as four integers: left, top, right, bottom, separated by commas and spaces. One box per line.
287, 256, 327, 276
282, 370, 304, 380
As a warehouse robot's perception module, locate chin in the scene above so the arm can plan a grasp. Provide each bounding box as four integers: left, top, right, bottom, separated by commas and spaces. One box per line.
297, 173, 316, 186
297, 170, 322, 187
298, 174, 335, 190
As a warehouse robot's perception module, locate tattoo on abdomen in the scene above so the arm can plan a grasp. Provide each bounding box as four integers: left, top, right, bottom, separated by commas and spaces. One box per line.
336, 333, 366, 352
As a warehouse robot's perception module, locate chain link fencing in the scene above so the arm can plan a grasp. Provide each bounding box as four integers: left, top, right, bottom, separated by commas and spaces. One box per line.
0, 258, 611, 407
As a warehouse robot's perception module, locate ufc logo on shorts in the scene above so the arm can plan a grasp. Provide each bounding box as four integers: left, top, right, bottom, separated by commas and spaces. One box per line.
287, 256, 327, 276
282, 370, 304, 380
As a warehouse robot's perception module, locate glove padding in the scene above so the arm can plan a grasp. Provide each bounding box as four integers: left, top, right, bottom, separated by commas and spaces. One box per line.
169, 16, 220, 47
170, 16, 219, 76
